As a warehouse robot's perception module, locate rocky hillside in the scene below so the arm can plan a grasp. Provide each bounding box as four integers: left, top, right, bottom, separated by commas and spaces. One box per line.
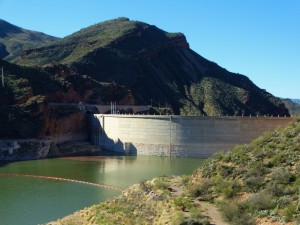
282, 98, 300, 116
291, 99, 300, 104
17, 18, 289, 116
0, 59, 131, 139
0, 19, 58, 61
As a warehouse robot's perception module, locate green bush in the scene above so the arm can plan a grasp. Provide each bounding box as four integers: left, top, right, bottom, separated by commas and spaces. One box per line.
246, 161, 268, 177
244, 176, 264, 192
220, 200, 255, 225
264, 181, 284, 197
188, 179, 213, 199
180, 175, 191, 186
271, 167, 293, 185
277, 195, 292, 209
246, 192, 276, 212
174, 196, 192, 210
218, 165, 234, 177
140, 180, 152, 193
218, 181, 241, 198
178, 217, 210, 225
283, 203, 297, 222
153, 177, 169, 191
268, 153, 286, 167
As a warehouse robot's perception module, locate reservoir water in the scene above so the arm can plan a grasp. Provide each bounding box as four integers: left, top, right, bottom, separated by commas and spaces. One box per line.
0, 155, 205, 225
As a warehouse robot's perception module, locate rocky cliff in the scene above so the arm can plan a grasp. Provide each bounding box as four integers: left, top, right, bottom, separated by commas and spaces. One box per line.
0, 59, 132, 140
0, 139, 51, 160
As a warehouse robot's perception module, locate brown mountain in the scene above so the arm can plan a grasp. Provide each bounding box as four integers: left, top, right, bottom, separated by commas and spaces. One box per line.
16, 18, 289, 116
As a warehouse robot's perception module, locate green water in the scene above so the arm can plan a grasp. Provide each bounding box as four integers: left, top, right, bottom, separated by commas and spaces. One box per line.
0, 156, 205, 225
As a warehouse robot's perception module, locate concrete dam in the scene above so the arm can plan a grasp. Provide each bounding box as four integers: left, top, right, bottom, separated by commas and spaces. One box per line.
89, 115, 292, 158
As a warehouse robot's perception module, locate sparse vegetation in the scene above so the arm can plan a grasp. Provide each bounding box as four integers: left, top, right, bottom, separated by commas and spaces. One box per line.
282, 98, 300, 116
49, 176, 211, 225
0, 96, 45, 138
0, 19, 58, 62
191, 118, 300, 224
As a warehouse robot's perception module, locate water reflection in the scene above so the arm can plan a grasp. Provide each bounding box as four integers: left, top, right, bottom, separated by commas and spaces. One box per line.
0, 155, 205, 225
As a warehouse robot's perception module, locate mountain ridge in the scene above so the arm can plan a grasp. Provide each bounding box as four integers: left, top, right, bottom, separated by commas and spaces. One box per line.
0, 19, 59, 61
18, 17, 187, 65
281, 98, 300, 116
16, 18, 289, 116
290, 98, 300, 104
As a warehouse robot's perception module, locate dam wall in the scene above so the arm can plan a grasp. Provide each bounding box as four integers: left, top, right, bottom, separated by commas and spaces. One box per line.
90, 115, 292, 158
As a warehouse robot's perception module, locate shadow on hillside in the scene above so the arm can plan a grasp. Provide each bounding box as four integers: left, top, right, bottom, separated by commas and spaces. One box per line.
0, 161, 8, 167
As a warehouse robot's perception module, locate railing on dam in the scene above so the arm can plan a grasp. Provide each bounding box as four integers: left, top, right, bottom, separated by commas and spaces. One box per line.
88, 115, 293, 158
49, 102, 150, 114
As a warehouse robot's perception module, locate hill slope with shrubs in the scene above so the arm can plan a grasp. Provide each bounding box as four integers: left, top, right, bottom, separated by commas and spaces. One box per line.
0, 19, 58, 61
49, 119, 299, 225
191, 118, 300, 224
282, 98, 300, 116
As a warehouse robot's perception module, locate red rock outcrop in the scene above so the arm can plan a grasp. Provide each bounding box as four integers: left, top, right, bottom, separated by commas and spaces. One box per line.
42, 106, 87, 143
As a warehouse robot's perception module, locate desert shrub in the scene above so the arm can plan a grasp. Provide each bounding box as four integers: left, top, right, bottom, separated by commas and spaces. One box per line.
246, 161, 268, 177
188, 179, 213, 199
215, 180, 241, 198
277, 195, 292, 208
256, 209, 269, 217
180, 175, 191, 186
153, 177, 169, 191
246, 192, 276, 212
229, 145, 251, 164
264, 181, 284, 197
283, 203, 297, 222
268, 152, 286, 167
244, 176, 264, 192
178, 217, 210, 225
174, 196, 192, 210
235, 166, 247, 176
218, 165, 234, 178
140, 180, 152, 193
271, 167, 293, 185
283, 129, 296, 138
189, 206, 202, 218
201, 161, 218, 177
213, 151, 225, 161
220, 200, 255, 225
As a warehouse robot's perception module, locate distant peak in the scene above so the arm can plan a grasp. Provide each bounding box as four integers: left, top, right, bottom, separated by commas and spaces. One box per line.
0, 19, 23, 38
112, 17, 130, 21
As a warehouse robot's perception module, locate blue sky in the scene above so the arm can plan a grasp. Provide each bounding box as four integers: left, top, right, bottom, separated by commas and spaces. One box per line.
0, 0, 299, 98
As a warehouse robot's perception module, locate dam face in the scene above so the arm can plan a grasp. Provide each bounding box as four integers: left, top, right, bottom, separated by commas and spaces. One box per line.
89, 115, 292, 158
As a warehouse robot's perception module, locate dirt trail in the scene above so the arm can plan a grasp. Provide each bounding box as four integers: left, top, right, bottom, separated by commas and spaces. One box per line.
200, 201, 228, 225
170, 180, 228, 225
